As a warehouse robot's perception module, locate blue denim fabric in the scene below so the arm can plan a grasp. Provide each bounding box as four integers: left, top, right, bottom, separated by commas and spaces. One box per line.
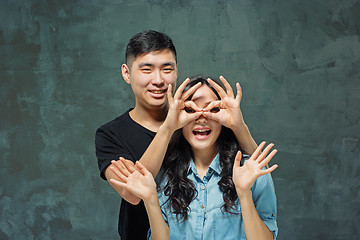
148, 154, 278, 240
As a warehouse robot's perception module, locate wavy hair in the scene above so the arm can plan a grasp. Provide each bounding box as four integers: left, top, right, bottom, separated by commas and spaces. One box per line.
162, 76, 244, 221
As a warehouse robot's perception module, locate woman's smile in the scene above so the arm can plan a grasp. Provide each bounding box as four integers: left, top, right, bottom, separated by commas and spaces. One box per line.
192, 127, 212, 139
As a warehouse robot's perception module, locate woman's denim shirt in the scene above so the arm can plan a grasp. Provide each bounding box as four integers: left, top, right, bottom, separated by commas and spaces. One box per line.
148, 153, 278, 240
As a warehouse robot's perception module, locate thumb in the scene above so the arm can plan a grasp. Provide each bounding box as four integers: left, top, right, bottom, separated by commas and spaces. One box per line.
233, 151, 242, 169
136, 161, 149, 176
167, 84, 173, 102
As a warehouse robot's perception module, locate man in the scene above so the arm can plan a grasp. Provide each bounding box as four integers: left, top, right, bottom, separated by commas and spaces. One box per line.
95, 30, 258, 239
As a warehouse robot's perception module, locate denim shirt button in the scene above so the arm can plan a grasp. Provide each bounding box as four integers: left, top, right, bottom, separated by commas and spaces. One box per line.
201, 185, 205, 190
201, 204, 205, 209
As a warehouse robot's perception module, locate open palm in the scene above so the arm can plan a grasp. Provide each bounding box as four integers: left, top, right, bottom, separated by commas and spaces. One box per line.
233, 142, 278, 196
110, 161, 157, 202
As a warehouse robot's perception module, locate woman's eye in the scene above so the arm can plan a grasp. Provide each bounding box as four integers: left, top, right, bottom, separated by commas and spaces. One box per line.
210, 107, 220, 113
185, 107, 196, 113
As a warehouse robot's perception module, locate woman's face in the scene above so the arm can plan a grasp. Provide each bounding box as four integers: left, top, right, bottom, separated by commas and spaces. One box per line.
182, 85, 222, 154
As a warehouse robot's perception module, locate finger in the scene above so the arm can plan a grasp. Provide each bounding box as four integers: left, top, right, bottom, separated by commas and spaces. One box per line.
112, 159, 131, 177
202, 111, 220, 122
109, 166, 128, 182
120, 158, 137, 174
187, 111, 203, 121
207, 78, 227, 99
235, 82, 242, 103
181, 82, 202, 101
219, 75, 235, 98
250, 141, 266, 160
135, 161, 151, 176
173, 78, 190, 100
202, 100, 221, 112
261, 164, 278, 175
256, 143, 274, 163
167, 84, 173, 102
259, 149, 278, 169
109, 178, 127, 188
233, 151, 243, 169
184, 101, 202, 112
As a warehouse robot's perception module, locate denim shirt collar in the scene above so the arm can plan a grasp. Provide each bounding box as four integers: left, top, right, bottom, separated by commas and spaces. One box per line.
188, 153, 221, 176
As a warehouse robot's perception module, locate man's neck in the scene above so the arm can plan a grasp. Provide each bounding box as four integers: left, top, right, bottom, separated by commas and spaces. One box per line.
129, 105, 168, 132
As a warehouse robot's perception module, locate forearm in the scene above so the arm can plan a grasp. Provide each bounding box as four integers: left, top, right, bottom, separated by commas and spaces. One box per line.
238, 191, 274, 240
103, 122, 175, 203
232, 119, 257, 155
144, 195, 169, 240
138, 124, 174, 178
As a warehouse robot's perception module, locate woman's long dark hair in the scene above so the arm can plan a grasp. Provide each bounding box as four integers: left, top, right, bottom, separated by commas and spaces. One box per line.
162, 76, 244, 221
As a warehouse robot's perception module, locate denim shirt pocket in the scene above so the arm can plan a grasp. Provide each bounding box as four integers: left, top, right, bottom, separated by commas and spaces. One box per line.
167, 211, 197, 240
211, 210, 245, 240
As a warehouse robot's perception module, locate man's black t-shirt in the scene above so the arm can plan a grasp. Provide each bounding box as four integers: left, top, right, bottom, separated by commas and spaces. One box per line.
95, 109, 156, 239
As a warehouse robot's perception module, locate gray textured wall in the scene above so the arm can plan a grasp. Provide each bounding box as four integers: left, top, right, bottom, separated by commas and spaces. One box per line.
1, 0, 359, 239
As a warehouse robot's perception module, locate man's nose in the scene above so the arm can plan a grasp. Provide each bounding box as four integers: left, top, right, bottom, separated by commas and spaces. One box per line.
152, 71, 164, 86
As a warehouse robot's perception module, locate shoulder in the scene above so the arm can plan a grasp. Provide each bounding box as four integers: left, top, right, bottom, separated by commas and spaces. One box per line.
252, 172, 275, 192
97, 109, 132, 133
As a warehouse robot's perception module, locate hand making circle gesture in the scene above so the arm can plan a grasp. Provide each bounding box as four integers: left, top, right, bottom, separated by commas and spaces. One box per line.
202, 76, 245, 130
162, 78, 203, 132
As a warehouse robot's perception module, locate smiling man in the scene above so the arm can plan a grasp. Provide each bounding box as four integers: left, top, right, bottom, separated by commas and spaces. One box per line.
95, 30, 180, 239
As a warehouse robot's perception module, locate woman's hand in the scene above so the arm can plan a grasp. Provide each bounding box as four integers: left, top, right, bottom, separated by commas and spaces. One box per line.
202, 76, 245, 130
109, 159, 157, 202
232, 142, 278, 198
162, 78, 203, 132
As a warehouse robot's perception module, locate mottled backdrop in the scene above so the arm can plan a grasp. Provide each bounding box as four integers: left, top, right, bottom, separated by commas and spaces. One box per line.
0, 0, 359, 239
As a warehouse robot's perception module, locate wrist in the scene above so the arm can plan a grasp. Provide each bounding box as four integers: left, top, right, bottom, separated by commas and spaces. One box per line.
159, 120, 176, 134
236, 188, 252, 201
144, 192, 160, 207
230, 119, 247, 132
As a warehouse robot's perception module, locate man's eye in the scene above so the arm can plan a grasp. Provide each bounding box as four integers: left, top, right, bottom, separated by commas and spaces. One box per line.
163, 68, 173, 73
210, 107, 220, 113
185, 107, 196, 113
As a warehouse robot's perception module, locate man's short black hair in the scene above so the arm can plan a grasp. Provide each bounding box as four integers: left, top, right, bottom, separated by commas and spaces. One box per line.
125, 30, 177, 66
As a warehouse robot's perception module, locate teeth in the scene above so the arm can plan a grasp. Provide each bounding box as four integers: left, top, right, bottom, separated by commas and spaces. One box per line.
152, 90, 164, 94
195, 129, 209, 132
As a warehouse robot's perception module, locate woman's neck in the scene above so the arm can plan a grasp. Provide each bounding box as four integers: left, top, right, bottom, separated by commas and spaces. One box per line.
193, 147, 218, 179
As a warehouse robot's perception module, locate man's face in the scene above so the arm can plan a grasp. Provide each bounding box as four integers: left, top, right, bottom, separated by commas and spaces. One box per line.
122, 49, 178, 110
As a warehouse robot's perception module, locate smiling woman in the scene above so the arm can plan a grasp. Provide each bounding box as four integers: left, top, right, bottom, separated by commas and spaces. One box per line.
109, 75, 279, 240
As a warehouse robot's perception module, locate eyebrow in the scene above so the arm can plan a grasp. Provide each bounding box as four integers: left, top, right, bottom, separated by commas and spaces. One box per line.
163, 62, 176, 67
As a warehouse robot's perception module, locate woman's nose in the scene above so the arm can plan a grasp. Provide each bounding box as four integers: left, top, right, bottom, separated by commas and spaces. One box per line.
195, 114, 207, 124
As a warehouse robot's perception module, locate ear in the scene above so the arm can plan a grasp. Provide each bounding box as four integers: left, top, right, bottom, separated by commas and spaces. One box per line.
121, 64, 131, 84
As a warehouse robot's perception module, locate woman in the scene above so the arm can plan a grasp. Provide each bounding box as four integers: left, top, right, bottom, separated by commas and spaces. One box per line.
111, 76, 278, 240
